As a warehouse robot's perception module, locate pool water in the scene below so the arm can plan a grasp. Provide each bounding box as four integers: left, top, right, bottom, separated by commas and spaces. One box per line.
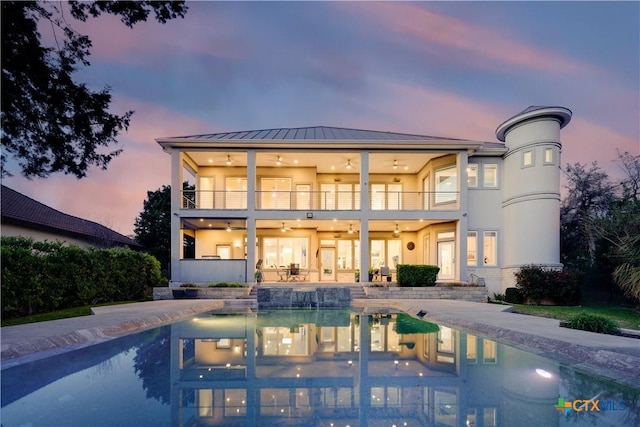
2, 308, 638, 426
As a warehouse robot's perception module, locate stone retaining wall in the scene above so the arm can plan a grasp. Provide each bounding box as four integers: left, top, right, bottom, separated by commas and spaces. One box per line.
364, 286, 488, 302
153, 287, 250, 300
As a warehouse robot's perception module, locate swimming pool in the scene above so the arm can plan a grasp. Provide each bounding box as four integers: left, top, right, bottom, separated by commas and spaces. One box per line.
2, 308, 638, 426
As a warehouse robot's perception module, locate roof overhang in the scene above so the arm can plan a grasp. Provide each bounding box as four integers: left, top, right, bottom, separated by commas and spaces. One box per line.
495, 106, 572, 142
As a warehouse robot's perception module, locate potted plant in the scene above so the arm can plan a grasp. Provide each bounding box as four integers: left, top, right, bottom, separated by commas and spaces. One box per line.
180, 283, 199, 298
354, 269, 360, 282
368, 267, 378, 282
255, 269, 263, 284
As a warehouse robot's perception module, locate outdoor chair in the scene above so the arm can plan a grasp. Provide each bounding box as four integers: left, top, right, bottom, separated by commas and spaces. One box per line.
289, 263, 301, 281
379, 266, 391, 282
276, 265, 288, 282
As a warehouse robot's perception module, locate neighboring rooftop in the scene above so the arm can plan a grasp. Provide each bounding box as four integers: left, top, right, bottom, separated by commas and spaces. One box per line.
1, 185, 139, 248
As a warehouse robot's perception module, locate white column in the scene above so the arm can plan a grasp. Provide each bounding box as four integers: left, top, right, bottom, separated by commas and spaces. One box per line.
246, 151, 257, 282
457, 152, 469, 282
170, 150, 182, 284
359, 152, 370, 280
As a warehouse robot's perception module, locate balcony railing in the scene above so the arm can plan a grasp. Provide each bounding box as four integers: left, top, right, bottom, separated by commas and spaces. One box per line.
181, 190, 459, 211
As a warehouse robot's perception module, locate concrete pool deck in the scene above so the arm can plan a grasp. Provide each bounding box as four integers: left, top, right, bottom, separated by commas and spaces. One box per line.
1, 299, 639, 389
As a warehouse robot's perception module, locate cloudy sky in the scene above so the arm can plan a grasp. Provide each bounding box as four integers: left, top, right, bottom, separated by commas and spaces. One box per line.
4, 1, 639, 236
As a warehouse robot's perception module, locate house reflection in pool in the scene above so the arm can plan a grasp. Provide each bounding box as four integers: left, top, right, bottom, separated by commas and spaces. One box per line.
169, 309, 560, 426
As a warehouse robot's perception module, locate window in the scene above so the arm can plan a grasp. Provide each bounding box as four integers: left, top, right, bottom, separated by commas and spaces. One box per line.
321, 183, 359, 210
483, 231, 497, 265
523, 150, 533, 167
371, 240, 385, 268
483, 339, 497, 363
199, 176, 214, 208
337, 240, 356, 270
467, 232, 477, 266
261, 178, 291, 209
544, 147, 554, 164
483, 164, 498, 187
225, 177, 247, 209
371, 183, 401, 210
467, 164, 478, 187
263, 237, 308, 268
370, 239, 401, 269
423, 175, 430, 209
435, 166, 457, 203
466, 334, 477, 362
296, 184, 311, 209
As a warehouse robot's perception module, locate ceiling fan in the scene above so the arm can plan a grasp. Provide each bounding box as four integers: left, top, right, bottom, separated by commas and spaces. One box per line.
280, 222, 291, 232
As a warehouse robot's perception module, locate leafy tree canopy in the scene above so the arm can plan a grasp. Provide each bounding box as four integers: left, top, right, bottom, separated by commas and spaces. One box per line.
1, 1, 187, 178
134, 185, 171, 273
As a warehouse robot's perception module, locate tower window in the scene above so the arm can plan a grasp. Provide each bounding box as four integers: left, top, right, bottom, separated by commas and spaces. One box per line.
544, 148, 554, 164
523, 150, 533, 167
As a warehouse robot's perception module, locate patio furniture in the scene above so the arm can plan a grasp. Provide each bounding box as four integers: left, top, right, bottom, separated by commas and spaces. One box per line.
374, 266, 392, 282
276, 265, 288, 282
289, 263, 301, 281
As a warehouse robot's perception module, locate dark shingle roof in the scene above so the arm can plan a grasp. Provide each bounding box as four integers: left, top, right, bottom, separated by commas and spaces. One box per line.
1, 185, 139, 248
163, 125, 475, 142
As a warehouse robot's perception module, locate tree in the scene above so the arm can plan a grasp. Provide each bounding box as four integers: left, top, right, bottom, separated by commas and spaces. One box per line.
560, 161, 615, 269
561, 152, 640, 303
134, 185, 171, 276
1, 1, 187, 178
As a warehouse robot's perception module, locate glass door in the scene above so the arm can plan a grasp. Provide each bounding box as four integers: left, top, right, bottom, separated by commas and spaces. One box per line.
437, 241, 455, 280
320, 247, 336, 281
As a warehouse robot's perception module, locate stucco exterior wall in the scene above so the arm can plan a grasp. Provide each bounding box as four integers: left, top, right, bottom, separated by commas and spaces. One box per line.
3, 224, 107, 249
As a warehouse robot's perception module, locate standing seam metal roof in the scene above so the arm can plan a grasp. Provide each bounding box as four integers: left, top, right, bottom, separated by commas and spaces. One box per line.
162, 126, 478, 143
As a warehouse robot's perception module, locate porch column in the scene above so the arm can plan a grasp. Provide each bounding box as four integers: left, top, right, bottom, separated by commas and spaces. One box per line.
246, 150, 257, 282
359, 152, 370, 280
457, 152, 469, 283
170, 150, 182, 283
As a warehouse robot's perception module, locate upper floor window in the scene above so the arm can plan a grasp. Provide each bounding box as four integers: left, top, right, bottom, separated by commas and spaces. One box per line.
483, 164, 498, 188
261, 178, 291, 209
544, 147, 554, 165
435, 165, 457, 203
467, 164, 478, 188
226, 177, 247, 209
371, 183, 402, 210
522, 150, 534, 167
321, 183, 360, 210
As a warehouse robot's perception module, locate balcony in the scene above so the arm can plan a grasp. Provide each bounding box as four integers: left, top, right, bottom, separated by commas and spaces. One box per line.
181, 190, 459, 211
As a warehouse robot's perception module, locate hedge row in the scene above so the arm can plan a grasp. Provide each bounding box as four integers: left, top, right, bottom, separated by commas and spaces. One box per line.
1, 237, 164, 319
396, 264, 440, 287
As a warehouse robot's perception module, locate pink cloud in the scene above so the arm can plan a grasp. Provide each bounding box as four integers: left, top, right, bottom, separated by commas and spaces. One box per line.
341, 78, 509, 142
340, 2, 596, 75
5, 98, 217, 236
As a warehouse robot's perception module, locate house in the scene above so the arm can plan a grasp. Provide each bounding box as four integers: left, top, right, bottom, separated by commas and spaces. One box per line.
1, 185, 140, 250
156, 106, 571, 294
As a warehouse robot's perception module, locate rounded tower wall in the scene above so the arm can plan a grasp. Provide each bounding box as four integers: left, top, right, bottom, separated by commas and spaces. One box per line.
496, 106, 571, 287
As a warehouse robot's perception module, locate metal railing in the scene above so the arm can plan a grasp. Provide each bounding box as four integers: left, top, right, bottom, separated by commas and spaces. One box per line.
181, 190, 459, 211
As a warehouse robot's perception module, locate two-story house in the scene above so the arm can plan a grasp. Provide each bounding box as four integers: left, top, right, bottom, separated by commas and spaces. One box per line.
156, 106, 571, 295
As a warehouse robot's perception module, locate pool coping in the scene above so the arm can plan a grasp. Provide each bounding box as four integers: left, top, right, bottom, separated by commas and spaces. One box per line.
1, 299, 639, 390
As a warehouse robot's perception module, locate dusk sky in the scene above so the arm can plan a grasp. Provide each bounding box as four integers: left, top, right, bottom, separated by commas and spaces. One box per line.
3, 1, 639, 236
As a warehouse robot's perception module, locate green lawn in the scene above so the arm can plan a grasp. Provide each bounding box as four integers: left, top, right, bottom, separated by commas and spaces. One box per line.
511, 304, 640, 331
1, 301, 138, 327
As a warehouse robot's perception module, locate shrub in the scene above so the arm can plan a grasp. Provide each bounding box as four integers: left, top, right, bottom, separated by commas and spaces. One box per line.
515, 265, 580, 305
561, 313, 620, 335
396, 264, 440, 287
1, 237, 164, 319
208, 282, 246, 288
505, 287, 524, 304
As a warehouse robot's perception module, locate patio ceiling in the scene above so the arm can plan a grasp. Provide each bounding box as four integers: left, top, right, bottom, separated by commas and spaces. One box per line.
185, 151, 443, 174
182, 218, 446, 233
